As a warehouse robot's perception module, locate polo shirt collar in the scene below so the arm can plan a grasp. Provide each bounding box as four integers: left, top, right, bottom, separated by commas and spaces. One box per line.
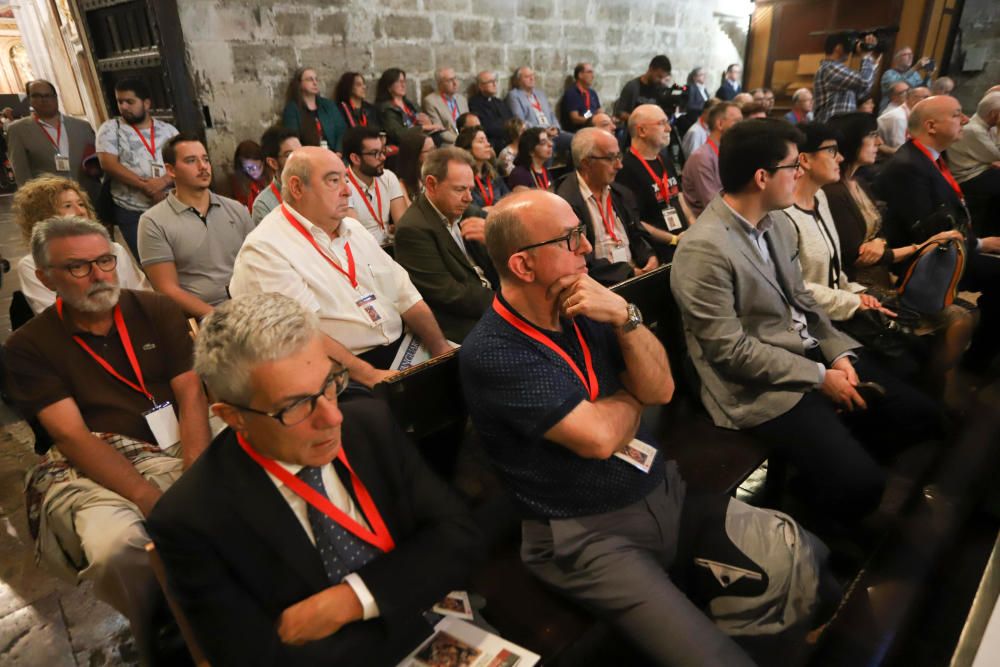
165, 190, 221, 216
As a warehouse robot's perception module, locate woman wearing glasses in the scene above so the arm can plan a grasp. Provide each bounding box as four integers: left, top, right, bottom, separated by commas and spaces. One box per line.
281, 67, 347, 152
455, 126, 509, 209
12, 175, 150, 315
506, 127, 553, 192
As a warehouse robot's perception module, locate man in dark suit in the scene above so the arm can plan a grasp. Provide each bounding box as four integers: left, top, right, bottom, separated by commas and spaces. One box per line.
556, 128, 657, 286
147, 293, 482, 666
715, 64, 743, 101
394, 147, 496, 342
876, 95, 1000, 369
468, 71, 514, 153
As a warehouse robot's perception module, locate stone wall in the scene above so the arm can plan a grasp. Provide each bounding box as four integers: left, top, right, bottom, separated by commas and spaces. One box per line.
951, 0, 1000, 113
175, 0, 748, 175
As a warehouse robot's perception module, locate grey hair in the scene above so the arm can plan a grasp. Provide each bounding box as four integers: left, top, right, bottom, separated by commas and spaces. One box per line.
30, 215, 110, 270
977, 92, 1000, 119
485, 199, 532, 281
791, 88, 811, 103
194, 293, 320, 404
421, 146, 475, 182
571, 127, 608, 165
435, 67, 454, 86
931, 77, 954, 95
281, 150, 313, 199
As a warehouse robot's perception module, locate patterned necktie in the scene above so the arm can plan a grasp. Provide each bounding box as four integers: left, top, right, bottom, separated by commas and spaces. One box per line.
296, 464, 381, 584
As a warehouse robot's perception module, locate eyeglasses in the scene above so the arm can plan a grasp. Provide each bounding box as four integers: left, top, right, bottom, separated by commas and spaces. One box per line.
481, 79, 497, 85
56, 254, 118, 278
766, 160, 801, 173
810, 145, 839, 157
516, 224, 587, 253
589, 152, 623, 163
232, 360, 350, 427
360, 150, 386, 158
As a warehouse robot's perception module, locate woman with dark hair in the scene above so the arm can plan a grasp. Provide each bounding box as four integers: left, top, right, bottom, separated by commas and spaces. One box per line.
395, 128, 435, 203
455, 126, 509, 209
281, 66, 347, 151
333, 72, 380, 132
496, 117, 525, 177
375, 68, 443, 145
230, 140, 270, 211
506, 127, 553, 192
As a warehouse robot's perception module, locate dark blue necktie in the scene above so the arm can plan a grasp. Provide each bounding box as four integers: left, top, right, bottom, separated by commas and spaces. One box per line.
297, 464, 381, 584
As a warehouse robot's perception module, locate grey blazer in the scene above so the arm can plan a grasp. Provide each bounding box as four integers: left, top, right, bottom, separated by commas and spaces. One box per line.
7, 114, 96, 187
421, 93, 468, 145
670, 196, 860, 429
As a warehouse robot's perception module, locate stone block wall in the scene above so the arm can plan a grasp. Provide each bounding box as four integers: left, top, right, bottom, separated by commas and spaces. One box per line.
176, 0, 748, 177
951, 0, 1000, 113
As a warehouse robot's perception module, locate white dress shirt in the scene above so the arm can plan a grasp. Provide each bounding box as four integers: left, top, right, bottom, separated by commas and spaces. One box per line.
229, 204, 424, 354
577, 174, 631, 264
877, 104, 909, 149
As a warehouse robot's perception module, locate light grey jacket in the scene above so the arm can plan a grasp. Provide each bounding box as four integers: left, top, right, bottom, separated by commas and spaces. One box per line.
670, 196, 860, 429
7, 114, 95, 187
422, 92, 468, 146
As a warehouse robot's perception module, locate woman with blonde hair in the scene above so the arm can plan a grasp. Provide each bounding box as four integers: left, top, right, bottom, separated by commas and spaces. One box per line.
12, 175, 149, 314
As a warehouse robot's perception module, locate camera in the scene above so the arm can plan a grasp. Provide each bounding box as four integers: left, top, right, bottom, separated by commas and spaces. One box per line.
656, 83, 689, 116
813, 25, 900, 57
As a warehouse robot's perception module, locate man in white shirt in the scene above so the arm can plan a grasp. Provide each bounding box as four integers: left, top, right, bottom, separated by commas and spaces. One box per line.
877, 86, 929, 157
948, 91, 1000, 235
229, 146, 451, 384
342, 127, 407, 246
681, 99, 716, 158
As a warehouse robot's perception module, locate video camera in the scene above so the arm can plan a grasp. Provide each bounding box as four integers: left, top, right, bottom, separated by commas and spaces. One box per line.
656, 83, 689, 116
812, 25, 900, 57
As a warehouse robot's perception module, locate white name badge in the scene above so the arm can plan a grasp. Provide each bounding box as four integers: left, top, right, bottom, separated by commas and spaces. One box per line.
355, 292, 387, 326
614, 438, 658, 473
583, 109, 593, 120
610, 243, 630, 264
144, 402, 180, 450
150, 163, 165, 178
662, 206, 683, 231
54, 154, 71, 172
319, 140, 330, 150
536, 112, 549, 126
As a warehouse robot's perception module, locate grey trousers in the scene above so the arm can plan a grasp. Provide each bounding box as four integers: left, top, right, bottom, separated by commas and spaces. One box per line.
520, 462, 756, 667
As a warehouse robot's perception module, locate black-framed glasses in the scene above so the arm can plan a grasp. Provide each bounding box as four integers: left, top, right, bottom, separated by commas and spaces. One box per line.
232, 360, 350, 427
360, 150, 386, 158
810, 144, 839, 157
516, 224, 587, 253
766, 160, 801, 173
57, 254, 117, 278
589, 152, 623, 163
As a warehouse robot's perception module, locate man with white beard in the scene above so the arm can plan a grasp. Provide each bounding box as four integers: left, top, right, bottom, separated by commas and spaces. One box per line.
2, 216, 211, 665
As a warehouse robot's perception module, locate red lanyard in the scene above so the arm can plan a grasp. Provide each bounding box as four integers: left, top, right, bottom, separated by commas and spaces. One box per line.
131, 122, 156, 160
578, 85, 591, 112
282, 205, 357, 288
269, 181, 282, 203
532, 167, 550, 190
56, 298, 155, 403
442, 94, 458, 121
474, 173, 494, 206
314, 118, 324, 143
341, 102, 368, 128
706, 138, 719, 156
397, 99, 416, 123
492, 296, 598, 401
346, 168, 384, 230
594, 190, 620, 243
529, 94, 543, 112
911, 139, 964, 199
33, 115, 61, 151
236, 434, 395, 553
629, 146, 671, 202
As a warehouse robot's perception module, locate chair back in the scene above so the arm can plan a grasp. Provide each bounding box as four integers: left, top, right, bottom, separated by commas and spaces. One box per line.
145, 542, 211, 667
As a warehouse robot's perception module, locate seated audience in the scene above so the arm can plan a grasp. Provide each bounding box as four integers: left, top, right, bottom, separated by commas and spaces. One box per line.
506, 66, 571, 155
334, 71, 380, 132
741, 102, 768, 119
879, 46, 932, 109
732, 91, 754, 107
281, 67, 346, 152
880, 81, 910, 116
785, 88, 814, 124
681, 101, 742, 218
618, 104, 692, 261
556, 127, 657, 285
229, 146, 451, 382
615, 55, 672, 123
375, 68, 444, 146
856, 95, 876, 115
456, 112, 480, 132
13, 175, 149, 314
876, 96, 1000, 369
394, 128, 435, 203
761, 88, 775, 113
947, 91, 1000, 236
590, 112, 616, 133
671, 118, 944, 520
394, 147, 494, 342
685, 67, 710, 115
877, 86, 930, 157
455, 126, 510, 209
506, 127, 553, 192
422, 67, 468, 146
468, 70, 514, 153
3, 216, 210, 664
230, 140, 270, 211
496, 117, 525, 177
461, 190, 829, 666
715, 63, 742, 101
253, 125, 302, 225
560, 62, 602, 130
342, 126, 407, 246
681, 98, 717, 158
931, 76, 955, 96
138, 134, 254, 318
147, 292, 481, 666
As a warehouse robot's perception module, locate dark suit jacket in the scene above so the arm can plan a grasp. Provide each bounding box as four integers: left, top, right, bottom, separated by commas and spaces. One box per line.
823, 180, 893, 282
394, 195, 496, 342
555, 174, 655, 286
147, 398, 483, 667
7, 114, 96, 190
715, 80, 740, 101
468, 94, 513, 152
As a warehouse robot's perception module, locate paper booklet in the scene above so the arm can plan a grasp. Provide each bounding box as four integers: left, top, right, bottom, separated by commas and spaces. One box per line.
399, 617, 540, 667
390, 333, 459, 372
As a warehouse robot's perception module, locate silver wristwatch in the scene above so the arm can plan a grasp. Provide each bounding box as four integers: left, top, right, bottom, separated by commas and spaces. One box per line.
622, 303, 643, 333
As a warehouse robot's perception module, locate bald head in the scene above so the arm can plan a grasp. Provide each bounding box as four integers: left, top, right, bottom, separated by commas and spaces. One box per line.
628, 104, 665, 136
281, 146, 351, 230
485, 191, 547, 280
905, 86, 930, 107
908, 95, 968, 150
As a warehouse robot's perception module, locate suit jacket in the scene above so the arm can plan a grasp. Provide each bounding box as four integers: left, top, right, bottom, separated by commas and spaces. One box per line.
506, 88, 561, 130
394, 195, 496, 342
670, 197, 860, 429
422, 93, 468, 145
147, 397, 483, 667
468, 93, 513, 152
715, 80, 740, 101
686, 84, 710, 114
7, 114, 96, 188
556, 174, 655, 286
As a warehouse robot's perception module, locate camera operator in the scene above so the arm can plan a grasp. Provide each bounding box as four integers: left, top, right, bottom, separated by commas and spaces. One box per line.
814, 32, 881, 122
879, 46, 933, 111
615, 55, 672, 125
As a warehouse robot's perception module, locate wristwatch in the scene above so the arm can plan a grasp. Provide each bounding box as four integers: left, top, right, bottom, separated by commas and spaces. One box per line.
622, 303, 643, 333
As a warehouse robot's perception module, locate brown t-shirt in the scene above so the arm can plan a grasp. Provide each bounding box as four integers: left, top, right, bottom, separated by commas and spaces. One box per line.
3, 290, 193, 451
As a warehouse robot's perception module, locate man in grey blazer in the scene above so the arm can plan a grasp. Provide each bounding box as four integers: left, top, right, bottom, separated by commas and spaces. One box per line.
7, 80, 98, 196
394, 147, 495, 342
671, 119, 943, 521
422, 67, 469, 146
